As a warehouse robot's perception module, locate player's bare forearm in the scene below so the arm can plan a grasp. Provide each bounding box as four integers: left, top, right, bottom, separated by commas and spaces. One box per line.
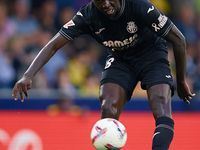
164, 25, 195, 103
24, 33, 69, 79
12, 33, 68, 102
164, 25, 187, 84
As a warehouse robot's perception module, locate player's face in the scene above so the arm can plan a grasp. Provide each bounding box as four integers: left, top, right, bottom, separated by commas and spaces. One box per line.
93, 0, 121, 18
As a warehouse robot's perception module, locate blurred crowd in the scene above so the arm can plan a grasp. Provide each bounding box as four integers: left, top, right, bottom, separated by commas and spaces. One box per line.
0, 0, 200, 100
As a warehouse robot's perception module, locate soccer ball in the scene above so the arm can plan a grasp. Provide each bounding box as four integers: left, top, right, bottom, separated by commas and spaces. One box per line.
90, 118, 127, 150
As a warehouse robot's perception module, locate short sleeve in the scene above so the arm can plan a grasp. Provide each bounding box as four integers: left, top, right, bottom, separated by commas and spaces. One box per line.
140, 1, 174, 37
59, 11, 90, 41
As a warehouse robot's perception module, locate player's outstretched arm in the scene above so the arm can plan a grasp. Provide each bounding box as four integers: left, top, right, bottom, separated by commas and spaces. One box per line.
164, 25, 195, 104
12, 33, 69, 102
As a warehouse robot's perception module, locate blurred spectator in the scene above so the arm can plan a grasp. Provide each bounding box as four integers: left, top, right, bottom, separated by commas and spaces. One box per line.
87, 45, 104, 75
56, 68, 77, 98
79, 74, 100, 97
195, 0, 200, 13
186, 53, 196, 78
198, 16, 200, 39
11, 0, 38, 34
0, 51, 16, 88
55, 68, 76, 110
193, 40, 200, 92
0, 2, 16, 50
56, 6, 75, 30
150, 0, 171, 15
36, 0, 57, 34
8, 36, 27, 81
193, 63, 200, 92
0, 2, 16, 88
67, 50, 91, 89
10, 0, 40, 47
67, 40, 104, 90
174, 3, 198, 43
197, 40, 200, 62
33, 71, 49, 89
55, 0, 74, 10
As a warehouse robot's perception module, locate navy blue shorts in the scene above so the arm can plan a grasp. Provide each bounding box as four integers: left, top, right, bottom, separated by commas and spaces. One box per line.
100, 56, 174, 101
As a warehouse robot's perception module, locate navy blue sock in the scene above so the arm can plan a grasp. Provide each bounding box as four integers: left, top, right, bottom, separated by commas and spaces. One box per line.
152, 116, 174, 150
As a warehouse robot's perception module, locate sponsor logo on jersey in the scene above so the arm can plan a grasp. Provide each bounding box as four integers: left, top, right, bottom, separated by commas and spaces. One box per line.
63, 20, 75, 29
152, 14, 167, 32
165, 75, 171, 78
102, 34, 138, 50
158, 14, 167, 28
147, 6, 154, 13
77, 11, 83, 17
126, 21, 138, 33
95, 28, 105, 34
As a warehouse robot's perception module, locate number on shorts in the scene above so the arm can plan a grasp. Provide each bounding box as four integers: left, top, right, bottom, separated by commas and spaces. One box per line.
105, 58, 114, 69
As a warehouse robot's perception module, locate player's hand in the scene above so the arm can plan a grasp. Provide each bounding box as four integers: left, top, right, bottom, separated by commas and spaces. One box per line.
12, 76, 32, 102
177, 82, 195, 104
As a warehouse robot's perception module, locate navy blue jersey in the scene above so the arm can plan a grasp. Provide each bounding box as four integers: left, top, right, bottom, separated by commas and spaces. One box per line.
59, 0, 174, 61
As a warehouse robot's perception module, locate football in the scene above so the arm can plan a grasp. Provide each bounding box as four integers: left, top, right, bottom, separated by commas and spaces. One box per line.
90, 118, 127, 150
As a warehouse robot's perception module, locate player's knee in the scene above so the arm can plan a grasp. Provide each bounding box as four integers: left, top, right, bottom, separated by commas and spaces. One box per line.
149, 93, 171, 119
101, 103, 118, 118
100, 96, 119, 119
149, 92, 168, 104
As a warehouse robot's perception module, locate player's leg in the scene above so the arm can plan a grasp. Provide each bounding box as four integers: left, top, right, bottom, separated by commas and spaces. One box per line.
99, 83, 127, 120
99, 56, 137, 120
147, 84, 174, 150
147, 84, 172, 119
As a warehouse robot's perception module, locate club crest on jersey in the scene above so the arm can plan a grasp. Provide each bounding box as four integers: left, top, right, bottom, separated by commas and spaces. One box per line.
63, 20, 75, 29
126, 21, 138, 33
